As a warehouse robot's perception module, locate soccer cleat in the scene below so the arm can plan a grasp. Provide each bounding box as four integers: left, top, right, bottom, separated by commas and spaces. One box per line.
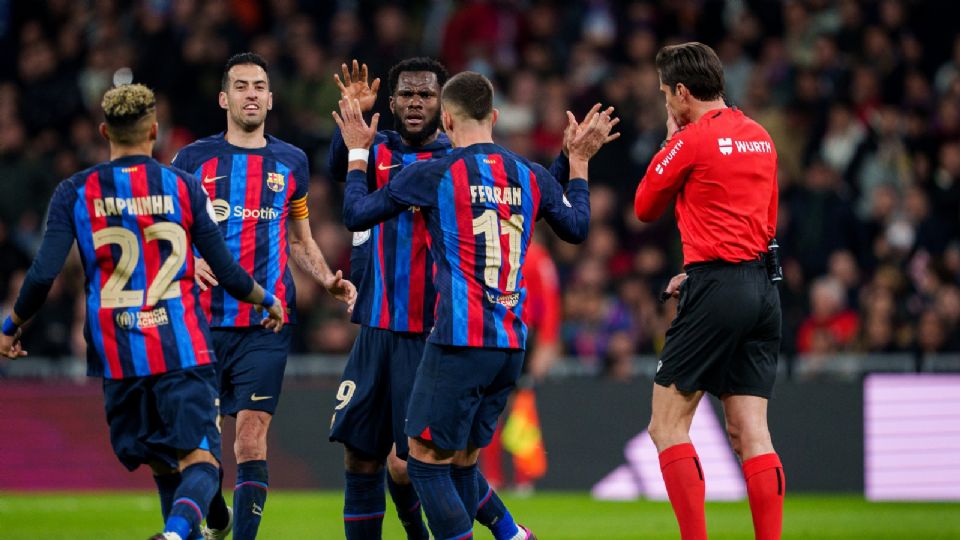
200, 506, 233, 540
518, 524, 537, 540
147, 533, 183, 540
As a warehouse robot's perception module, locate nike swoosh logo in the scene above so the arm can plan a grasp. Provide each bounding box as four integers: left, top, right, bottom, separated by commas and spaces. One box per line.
377, 163, 401, 171
203, 175, 226, 183
250, 394, 273, 401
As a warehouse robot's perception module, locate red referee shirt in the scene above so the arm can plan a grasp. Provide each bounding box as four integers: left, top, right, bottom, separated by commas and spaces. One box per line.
634, 107, 778, 266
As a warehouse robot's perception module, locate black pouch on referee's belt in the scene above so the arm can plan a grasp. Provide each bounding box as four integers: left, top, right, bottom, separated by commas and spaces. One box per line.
763, 238, 784, 283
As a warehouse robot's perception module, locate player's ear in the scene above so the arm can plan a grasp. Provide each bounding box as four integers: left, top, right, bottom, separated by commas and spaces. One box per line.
149, 122, 158, 142
267, 91, 273, 111
389, 96, 396, 115
441, 110, 453, 133
490, 108, 499, 127
98, 123, 110, 142
218, 91, 228, 110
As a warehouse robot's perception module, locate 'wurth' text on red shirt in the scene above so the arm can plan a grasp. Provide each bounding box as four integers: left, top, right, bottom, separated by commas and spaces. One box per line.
634, 107, 778, 266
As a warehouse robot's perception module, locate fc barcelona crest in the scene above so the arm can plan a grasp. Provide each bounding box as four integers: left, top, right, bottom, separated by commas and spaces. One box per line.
266, 172, 285, 192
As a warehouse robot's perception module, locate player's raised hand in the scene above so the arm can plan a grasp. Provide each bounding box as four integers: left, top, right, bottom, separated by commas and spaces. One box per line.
0, 330, 28, 359
566, 103, 621, 161
193, 256, 218, 291
332, 97, 380, 152
334, 59, 381, 113
324, 270, 357, 313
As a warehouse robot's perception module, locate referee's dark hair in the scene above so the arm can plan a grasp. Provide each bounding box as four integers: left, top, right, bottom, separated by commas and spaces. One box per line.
656, 42, 725, 101
222, 52, 269, 90
388, 57, 449, 95
441, 71, 494, 121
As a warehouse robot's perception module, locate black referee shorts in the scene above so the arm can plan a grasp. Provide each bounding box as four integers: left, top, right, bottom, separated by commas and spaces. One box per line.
655, 260, 781, 398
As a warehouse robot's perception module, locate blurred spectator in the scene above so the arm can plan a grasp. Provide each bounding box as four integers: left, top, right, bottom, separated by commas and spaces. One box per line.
0, 0, 956, 372
797, 276, 860, 354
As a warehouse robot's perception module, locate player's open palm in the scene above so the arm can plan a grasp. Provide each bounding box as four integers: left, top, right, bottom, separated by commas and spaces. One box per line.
335, 59, 380, 113
567, 103, 621, 161
324, 270, 357, 313
332, 97, 380, 152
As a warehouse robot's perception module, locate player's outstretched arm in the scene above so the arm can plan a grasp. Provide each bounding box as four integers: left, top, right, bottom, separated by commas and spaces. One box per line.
288, 217, 357, 312
334, 97, 410, 231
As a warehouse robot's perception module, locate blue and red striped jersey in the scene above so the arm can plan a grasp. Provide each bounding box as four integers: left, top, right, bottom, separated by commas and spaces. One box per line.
172, 133, 308, 327
330, 129, 450, 332
31, 156, 228, 379
343, 142, 590, 350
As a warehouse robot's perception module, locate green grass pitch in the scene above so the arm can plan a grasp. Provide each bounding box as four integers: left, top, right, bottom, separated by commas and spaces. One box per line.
1, 491, 958, 539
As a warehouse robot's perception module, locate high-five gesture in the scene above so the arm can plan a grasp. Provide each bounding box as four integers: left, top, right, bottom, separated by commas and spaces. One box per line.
332, 97, 380, 153
334, 59, 380, 114
565, 103, 621, 162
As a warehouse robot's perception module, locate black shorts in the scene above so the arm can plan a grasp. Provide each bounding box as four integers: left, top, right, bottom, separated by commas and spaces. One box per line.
655, 260, 781, 398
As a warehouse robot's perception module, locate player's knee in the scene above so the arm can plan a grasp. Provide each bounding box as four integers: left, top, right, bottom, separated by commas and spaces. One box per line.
386, 453, 409, 483
345, 446, 384, 474
234, 431, 267, 462
180, 449, 219, 470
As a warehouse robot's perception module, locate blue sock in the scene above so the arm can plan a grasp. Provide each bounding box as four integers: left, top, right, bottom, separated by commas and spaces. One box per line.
205, 467, 230, 530
153, 472, 181, 521
476, 472, 519, 540
233, 460, 269, 540
344, 470, 386, 539
387, 473, 430, 540
406, 456, 472, 540
164, 463, 218, 539
451, 464, 479, 522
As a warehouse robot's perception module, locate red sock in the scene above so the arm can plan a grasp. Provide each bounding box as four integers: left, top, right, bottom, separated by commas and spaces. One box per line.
659, 443, 707, 540
743, 453, 785, 540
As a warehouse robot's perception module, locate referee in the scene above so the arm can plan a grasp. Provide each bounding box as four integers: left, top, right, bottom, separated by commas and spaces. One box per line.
635, 42, 784, 540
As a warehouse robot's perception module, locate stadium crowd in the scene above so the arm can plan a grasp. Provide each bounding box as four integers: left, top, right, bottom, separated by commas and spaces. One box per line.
1, 0, 958, 377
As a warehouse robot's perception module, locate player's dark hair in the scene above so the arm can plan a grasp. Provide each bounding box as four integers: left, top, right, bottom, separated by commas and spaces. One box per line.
441, 71, 494, 121
655, 42, 725, 101
222, 52, 269, 90
388, 57, 449, 95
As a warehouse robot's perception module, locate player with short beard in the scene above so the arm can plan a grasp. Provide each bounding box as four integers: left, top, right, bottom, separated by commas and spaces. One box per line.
329, 58, 552, 540
172, 52, 356, 540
